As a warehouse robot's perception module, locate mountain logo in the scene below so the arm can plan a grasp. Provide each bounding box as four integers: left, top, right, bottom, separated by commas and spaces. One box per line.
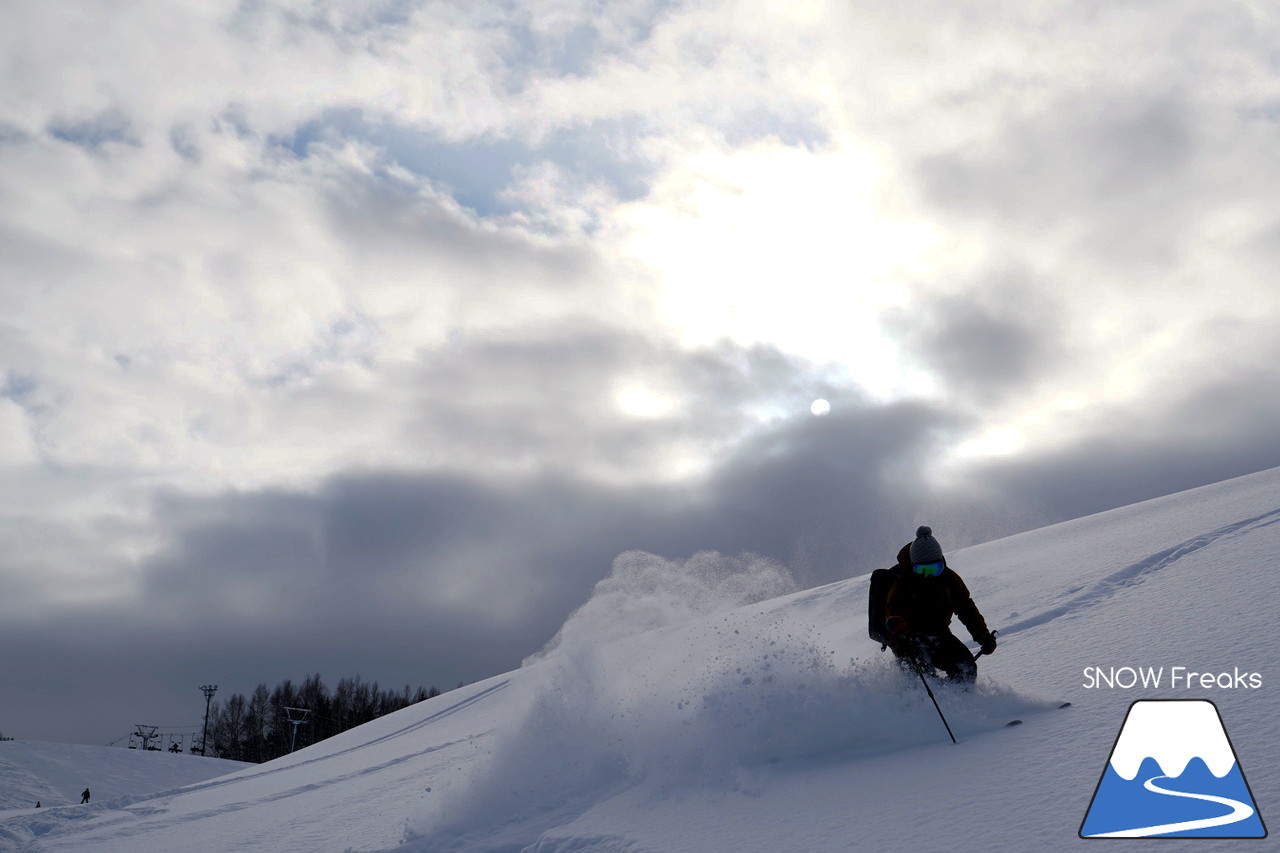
1080, 699, 1267, 839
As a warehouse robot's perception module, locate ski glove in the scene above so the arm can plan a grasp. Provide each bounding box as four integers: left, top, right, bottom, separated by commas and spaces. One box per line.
979, 634, 997, 655
885, 615, 908, 637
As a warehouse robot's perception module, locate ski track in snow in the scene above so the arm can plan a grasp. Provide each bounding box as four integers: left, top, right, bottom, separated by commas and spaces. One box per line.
998, 506, 1280, 639
0, 680, 509, 849
163, 677, 507, 798
91, 736, 479, 834
1085, 775, 1257, 838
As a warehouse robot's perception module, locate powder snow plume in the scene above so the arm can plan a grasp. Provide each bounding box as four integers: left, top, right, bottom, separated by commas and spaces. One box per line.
401, 550, 1048, 851
524, 549, 799, 664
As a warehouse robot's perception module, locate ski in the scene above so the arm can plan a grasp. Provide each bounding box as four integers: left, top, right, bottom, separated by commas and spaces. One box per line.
1006, 702, 1071, 727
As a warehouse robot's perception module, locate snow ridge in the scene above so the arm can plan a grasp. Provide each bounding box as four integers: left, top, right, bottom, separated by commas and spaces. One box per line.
997, 505, 1280, 639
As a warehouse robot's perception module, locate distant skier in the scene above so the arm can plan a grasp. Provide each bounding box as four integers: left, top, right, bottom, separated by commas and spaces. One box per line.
881, 526, 997, 683
81, 788, 90, 804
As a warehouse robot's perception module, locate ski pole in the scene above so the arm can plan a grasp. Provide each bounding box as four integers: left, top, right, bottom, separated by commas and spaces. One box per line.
914, 664, 957, 744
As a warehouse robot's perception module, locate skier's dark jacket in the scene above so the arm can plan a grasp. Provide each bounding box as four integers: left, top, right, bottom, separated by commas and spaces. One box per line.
884, 543, 992, 644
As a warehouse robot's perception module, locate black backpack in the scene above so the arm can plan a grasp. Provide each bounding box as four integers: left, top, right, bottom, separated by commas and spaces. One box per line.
867, 567, 897, 644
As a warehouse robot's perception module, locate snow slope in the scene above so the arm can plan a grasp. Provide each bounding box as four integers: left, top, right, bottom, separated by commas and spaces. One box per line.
0, 741, 249, 816
3, 466, 1278, 852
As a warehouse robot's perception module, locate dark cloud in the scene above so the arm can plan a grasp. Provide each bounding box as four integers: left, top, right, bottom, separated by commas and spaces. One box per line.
130, 329, 957, 641
316, 165, 598, 284
376, 324, 850, 479
884, 276, 1061, 404
700, 400, 961, 584
916, 94, 1195, 218
1, 357, 960, 745
9, 315, 1280, 746
915, 92, 1207, 269
952, 348, 1280, 529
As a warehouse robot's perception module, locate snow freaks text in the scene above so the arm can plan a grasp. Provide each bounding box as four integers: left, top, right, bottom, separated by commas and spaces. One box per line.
1083, 667, 1263, 690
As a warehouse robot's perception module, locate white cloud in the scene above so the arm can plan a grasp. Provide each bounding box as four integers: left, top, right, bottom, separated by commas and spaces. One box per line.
11, 0, 1280, 749
3, 0, 1280, 628
0, 398, 39, 466
603, 135, 940, 399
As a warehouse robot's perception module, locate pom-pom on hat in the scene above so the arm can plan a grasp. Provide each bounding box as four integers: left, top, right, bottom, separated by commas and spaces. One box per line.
909, 525, 944, 564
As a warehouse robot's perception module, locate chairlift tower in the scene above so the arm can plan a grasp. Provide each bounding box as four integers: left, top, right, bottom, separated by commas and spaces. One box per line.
133, 724, 159, 751
283, 707, 311, 754
199, 685, 218, 756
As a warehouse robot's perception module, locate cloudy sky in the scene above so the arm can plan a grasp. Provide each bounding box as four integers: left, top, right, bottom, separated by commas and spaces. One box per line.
3, 0, 1279, 746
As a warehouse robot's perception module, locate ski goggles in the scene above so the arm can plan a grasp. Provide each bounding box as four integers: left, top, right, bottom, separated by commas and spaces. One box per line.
912, 560, 944, 577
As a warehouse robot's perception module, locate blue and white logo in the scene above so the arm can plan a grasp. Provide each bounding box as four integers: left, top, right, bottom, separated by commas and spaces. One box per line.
1081, 700, 1267, 838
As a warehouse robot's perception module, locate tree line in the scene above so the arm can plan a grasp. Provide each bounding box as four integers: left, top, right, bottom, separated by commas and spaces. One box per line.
206, 673, 446, 763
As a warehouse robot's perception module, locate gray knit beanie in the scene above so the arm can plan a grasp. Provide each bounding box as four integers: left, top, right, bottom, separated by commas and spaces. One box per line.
909, 525, 944, 564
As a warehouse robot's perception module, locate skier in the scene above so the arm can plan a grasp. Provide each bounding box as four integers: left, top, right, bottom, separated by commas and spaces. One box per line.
81, 788, 90, 804
882, 526, 997, 684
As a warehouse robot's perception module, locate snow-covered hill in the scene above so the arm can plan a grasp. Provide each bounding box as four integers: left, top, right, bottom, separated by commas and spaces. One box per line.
0, 741, 249, 817
3, 467, 1278, 852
